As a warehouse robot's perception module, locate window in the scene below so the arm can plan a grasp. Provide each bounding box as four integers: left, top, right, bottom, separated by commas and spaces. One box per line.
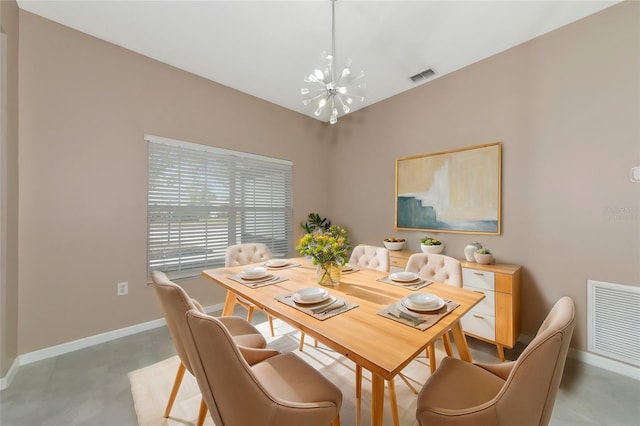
146, 135, 293, 279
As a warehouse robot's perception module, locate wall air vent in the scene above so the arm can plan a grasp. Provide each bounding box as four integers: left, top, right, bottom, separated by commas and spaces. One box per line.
410, 68, 435, 82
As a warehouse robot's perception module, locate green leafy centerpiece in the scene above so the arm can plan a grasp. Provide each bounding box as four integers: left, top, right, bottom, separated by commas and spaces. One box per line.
297, 225, 350, 286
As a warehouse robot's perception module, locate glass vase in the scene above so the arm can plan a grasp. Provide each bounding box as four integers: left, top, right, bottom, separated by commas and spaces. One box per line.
316, 262, 341, 286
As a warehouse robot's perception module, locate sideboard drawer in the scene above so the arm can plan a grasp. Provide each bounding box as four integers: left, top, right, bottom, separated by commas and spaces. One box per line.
463, 286, 495, 316
462, 312, 496, 341
390, 257, 406, 269
462, 268, 495, 291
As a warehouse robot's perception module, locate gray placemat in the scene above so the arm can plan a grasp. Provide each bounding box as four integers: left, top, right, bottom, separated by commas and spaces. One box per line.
275, 292, 358, 320
227, 274, 288, 288
377, 299, 459, 331
377, 275, 433, 291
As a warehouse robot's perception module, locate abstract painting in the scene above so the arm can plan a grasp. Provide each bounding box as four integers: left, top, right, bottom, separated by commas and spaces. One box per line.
395, 142, 502, 234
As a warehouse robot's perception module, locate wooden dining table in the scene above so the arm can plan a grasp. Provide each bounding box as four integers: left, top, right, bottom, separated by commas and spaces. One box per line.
202, 257, 485, 426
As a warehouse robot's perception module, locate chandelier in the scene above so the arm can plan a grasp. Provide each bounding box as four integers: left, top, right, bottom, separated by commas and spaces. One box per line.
301, 0, 365, 124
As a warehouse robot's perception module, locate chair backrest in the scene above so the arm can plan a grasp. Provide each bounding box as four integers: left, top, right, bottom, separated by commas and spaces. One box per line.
495, 296, 576, 425
151, 271, 202, 374
348, 245, 390, 272
225, 243, 272, 267
405, 253, 462, 286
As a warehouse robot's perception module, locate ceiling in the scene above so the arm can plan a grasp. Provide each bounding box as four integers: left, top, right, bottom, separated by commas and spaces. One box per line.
17, 0, 619, 123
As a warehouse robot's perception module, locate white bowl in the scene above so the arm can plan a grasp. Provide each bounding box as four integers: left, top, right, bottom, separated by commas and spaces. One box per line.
420, 243, 444, 254
474, 253, 493, 265
241, 267, 267, 278
406, 292, 439, 308
296, 287, 329, 302
383, 240, 405, 250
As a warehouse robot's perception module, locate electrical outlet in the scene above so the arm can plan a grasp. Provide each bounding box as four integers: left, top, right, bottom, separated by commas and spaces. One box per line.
117, 282, 128, 296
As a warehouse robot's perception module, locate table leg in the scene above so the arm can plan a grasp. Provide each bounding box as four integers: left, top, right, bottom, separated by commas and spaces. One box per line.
221, 290, 237, 316
371, 373, 385, 426
450, 321, 473, 362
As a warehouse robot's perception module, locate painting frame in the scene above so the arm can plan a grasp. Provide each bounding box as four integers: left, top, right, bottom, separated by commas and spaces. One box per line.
395, 142, 502, 235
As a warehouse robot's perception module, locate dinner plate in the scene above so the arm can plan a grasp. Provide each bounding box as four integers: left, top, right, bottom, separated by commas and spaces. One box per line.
239, 267, 268, 280
401, 296, 445, 313
389, 271, 419, 282
265, 259, 289, 268
341, 263, 354, 272
293, 293, 334, 305
406, 292, 439, 309
296, 287, 329, 302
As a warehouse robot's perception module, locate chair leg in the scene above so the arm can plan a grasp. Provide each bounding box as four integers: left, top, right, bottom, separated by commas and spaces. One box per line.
196, 398, 208, 426
298, 332, 306, 351
164, 362, 186, 417
332, 414, 341, 426
442, 333, 454, 356
428, 343, 437, 374
388, 378, 399, 426
355, 365, 362, 426
267, 314, 275, 337
246, 306, 254, 323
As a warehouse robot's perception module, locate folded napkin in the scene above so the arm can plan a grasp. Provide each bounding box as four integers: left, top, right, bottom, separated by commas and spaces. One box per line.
275, 292, 358, 321
377, 275, 433, 291
228, 274, 288, 288
262, 262, 301, 270
377, 299, 459, 331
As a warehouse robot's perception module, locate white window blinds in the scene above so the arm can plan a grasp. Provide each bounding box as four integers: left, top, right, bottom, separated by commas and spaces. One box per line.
146, 135, 293, 279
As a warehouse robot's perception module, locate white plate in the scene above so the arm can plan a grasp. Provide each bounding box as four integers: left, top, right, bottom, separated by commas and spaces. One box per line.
293, 293, 334, 305
401, 297, 445, 313
239, 267, 268, 280
389, 271, 419, 282
265, 259, 289, 268
406, 292, 439, 309
341, 263, 354, 272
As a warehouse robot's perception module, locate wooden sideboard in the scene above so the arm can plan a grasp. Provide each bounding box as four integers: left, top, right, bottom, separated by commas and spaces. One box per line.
388, 250, 522, 361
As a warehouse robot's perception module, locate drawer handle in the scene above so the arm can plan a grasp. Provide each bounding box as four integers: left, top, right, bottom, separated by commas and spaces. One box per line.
473, 314, 485, 319
473, 290, 485, 295
473, 272, 485, 276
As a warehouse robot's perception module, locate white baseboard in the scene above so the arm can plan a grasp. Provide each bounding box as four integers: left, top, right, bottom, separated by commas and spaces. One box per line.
0, 302, 224, 390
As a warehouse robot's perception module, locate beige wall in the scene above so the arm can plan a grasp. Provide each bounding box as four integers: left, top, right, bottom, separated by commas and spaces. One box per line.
17, 10, 332, 354
1, 0, 20, 378
10, 1, 640, 359
329, 2, 639, 351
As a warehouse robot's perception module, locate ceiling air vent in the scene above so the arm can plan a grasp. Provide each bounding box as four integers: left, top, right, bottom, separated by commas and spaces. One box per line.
410, 68, 435, 83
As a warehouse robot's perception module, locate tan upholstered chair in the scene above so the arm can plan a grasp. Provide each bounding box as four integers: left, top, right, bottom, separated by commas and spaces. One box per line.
349, 245, 390, 272
183, 308, 343, 426
225, 243, 275, 336
406, 253, 462, 373
151, 271, 274, 426
416, 296, 575, 426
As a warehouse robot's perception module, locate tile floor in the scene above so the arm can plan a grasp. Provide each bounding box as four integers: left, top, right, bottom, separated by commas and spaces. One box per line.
1, 309, 639, 426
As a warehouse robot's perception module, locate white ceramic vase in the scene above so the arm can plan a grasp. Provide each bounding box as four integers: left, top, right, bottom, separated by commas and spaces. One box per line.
464, 242, 483, 261
474, 252, 493, 264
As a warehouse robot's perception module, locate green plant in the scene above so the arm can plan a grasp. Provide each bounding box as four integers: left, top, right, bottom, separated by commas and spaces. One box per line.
301, 213, 331, 234
297, 225, 350, 266
476, 248, 491, 254
420, 237, 442, 246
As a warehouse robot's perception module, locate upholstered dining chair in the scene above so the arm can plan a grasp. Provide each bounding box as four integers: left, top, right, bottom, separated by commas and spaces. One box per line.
151, 271, 274, 426
225, 243, 275, 336
348, 244, 390, 272
416, 296, 575, 426
183, 308, 343, 426
406, 253, 463, 373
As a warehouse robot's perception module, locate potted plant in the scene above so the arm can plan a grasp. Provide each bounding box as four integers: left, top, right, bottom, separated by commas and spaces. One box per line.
297, 225, 350, 286
301, 213, 331, 234
474, 248, 493, 264
420, 237, 444, 254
